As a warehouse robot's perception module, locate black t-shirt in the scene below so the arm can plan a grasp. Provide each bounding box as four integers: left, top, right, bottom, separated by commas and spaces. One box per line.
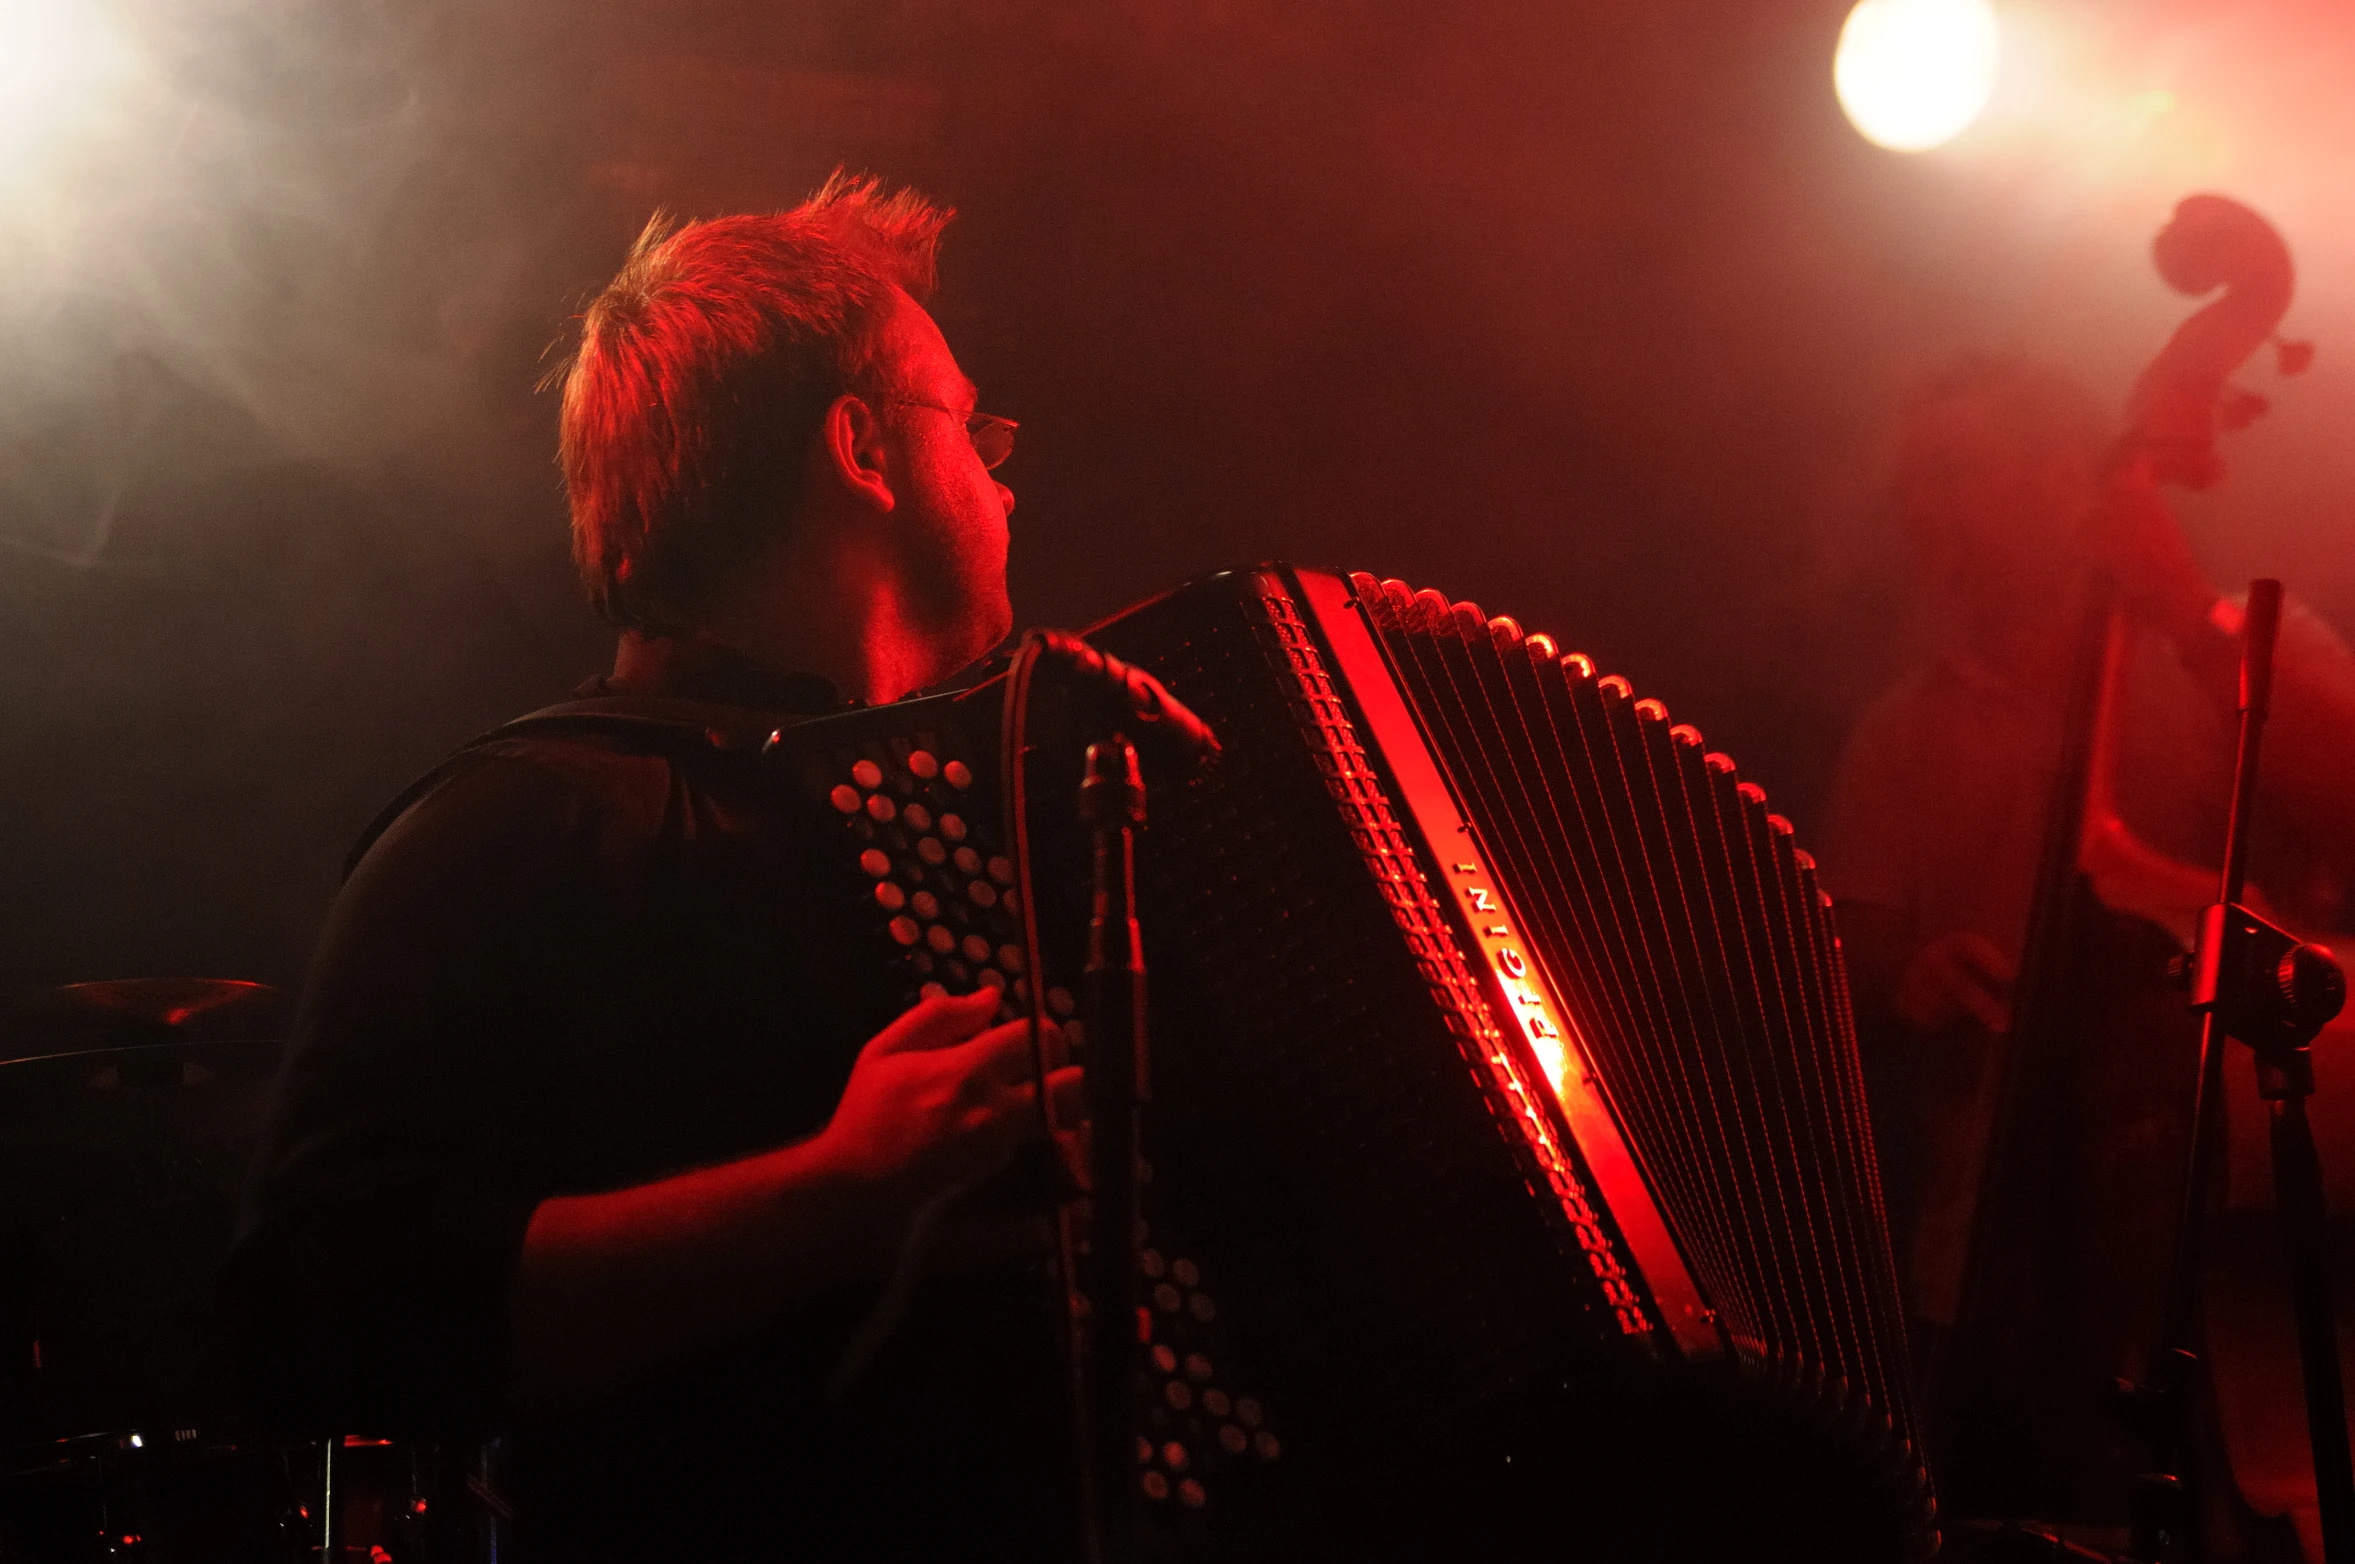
225, 635, 1072, 1561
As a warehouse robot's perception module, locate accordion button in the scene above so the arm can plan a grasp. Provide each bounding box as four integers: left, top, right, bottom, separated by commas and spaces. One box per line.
1179, 1478, 1207, 1509
852, 759, 884, 789
989, 856, 1016, 886
917, 837, 948, 866
1151, 1345, 1177, 1374
911, 891, 939, 919
954, 846, 983, 876
938, 812, 968, 841
962, 934, 992, 962
969, 881, 998, 909
865, 794, 896, 823
1136, 1436, 1153, 1466
1153, 1283, 1182, 1313
944, 760, 974, 790
829, 785, 860, 814
859, 849, 891, 878
1140, 1249, 1166, 1279
927, 925, 957, 954
1171, 1258, 1200, 1287
1253, 1433, 1280, 1462
1203, 1389, 1231, 1418
888, 917, 920, 946
1164, 1382, 1193, 1412
902, 803, 931, 832
998, 945, 1023, 973
1048, 987, 1077, 1018
1188, 1293, 1217, 1323
920, 981, 946, 1000
1000, 891, 1020, 917
907, 749, 939, 780
1218, 1424, 1247, 1455
1185, 1353, 1213, 1383
1162, 1441, 1189, 1472
977, 967, 1006, 990
1236, 1398, 1262, 1428
873, 883, 906, 911
1140, 1472, 1168, 1502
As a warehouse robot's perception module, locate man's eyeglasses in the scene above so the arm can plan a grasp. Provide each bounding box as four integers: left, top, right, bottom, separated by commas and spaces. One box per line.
887, 399, 1019, 471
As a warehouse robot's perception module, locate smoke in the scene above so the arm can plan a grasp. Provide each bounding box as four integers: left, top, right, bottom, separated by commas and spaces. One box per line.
0, 0, 559, 571
1877, 0, 2355, 604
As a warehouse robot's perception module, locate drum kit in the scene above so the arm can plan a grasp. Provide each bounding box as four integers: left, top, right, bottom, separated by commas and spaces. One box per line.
0, 980, 499, 1564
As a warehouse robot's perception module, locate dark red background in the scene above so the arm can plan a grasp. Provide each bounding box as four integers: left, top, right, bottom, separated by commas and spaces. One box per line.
4, 0, 2351, 993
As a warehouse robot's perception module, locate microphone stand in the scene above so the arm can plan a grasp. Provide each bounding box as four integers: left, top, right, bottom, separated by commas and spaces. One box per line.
1002, 628, 1212, 1564
2128, 580, 2352, 1563
1079, 736, 1149, 1564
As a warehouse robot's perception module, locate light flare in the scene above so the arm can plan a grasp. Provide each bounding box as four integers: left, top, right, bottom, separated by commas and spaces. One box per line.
0, 0, 141, 187
1834, 0, 2002, 153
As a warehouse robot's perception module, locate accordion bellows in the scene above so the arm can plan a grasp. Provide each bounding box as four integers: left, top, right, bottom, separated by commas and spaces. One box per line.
782, 565, 1934, 1560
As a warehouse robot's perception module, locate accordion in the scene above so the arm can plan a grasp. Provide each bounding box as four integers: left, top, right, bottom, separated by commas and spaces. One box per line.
776, 565, 1933, 1561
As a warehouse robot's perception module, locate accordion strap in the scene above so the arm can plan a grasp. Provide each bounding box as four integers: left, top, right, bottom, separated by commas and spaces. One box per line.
342, 694, 817, 879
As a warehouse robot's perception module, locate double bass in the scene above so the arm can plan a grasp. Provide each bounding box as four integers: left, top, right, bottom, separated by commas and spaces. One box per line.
1924, 193, 2314, 1538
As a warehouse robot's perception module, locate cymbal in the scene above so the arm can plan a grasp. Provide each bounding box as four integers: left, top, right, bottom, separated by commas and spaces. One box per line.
3, 979, 286, 1060
38, 978, 280, 1028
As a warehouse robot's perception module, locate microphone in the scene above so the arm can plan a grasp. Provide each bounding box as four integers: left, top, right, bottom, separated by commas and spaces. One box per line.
1031, 629, 1220, 775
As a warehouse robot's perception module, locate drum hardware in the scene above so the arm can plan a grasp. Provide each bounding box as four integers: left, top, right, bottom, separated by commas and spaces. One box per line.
0, 985, 499, 1563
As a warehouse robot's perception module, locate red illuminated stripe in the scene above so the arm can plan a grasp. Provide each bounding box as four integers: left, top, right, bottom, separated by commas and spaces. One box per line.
1286, 566, 1720, 1358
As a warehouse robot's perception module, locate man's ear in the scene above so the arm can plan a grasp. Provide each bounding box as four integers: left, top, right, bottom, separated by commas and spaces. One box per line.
817, 393, 895, 515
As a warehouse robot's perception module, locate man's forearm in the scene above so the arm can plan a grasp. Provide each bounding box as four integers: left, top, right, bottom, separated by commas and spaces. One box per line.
503, 1137, 895, 1419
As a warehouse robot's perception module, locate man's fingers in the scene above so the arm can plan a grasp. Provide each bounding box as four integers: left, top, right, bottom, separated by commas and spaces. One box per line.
1951, 934, 2016, 992
960, 1016, 1067, 1085
1960, 980, 2013, 1036
866, 987, 1003, 1056
1043, 1064, 1086, 1128
1942, 937, 2015, 1033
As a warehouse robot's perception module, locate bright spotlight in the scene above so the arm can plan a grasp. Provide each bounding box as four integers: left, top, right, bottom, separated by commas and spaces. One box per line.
1834, 0, 2001, 153
0, 0, 139, 182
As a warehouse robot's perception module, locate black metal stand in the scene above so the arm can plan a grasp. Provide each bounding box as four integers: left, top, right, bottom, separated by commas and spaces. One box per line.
1001, 630, 1214, 1564
2129, 581, 2353, 1563
1079, 736, 1149, 1564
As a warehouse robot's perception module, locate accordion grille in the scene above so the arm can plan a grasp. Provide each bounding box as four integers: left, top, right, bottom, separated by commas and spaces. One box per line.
1351, 576, 1914, 1437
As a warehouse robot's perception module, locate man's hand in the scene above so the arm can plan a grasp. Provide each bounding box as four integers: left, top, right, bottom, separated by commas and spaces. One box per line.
1895, 931, 2015, 1034
507, 989, 1081, 1417
815, 988, 1083, 1210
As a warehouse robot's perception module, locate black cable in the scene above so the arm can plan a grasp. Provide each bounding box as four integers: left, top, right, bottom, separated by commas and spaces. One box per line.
998, 628, 1103, 1562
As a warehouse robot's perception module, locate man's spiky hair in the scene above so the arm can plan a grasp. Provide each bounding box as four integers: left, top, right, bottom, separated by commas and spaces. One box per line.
558, 172, 955, 629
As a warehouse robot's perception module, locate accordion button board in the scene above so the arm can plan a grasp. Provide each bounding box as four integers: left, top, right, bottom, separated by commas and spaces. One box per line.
771, 564, 1936, 1561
